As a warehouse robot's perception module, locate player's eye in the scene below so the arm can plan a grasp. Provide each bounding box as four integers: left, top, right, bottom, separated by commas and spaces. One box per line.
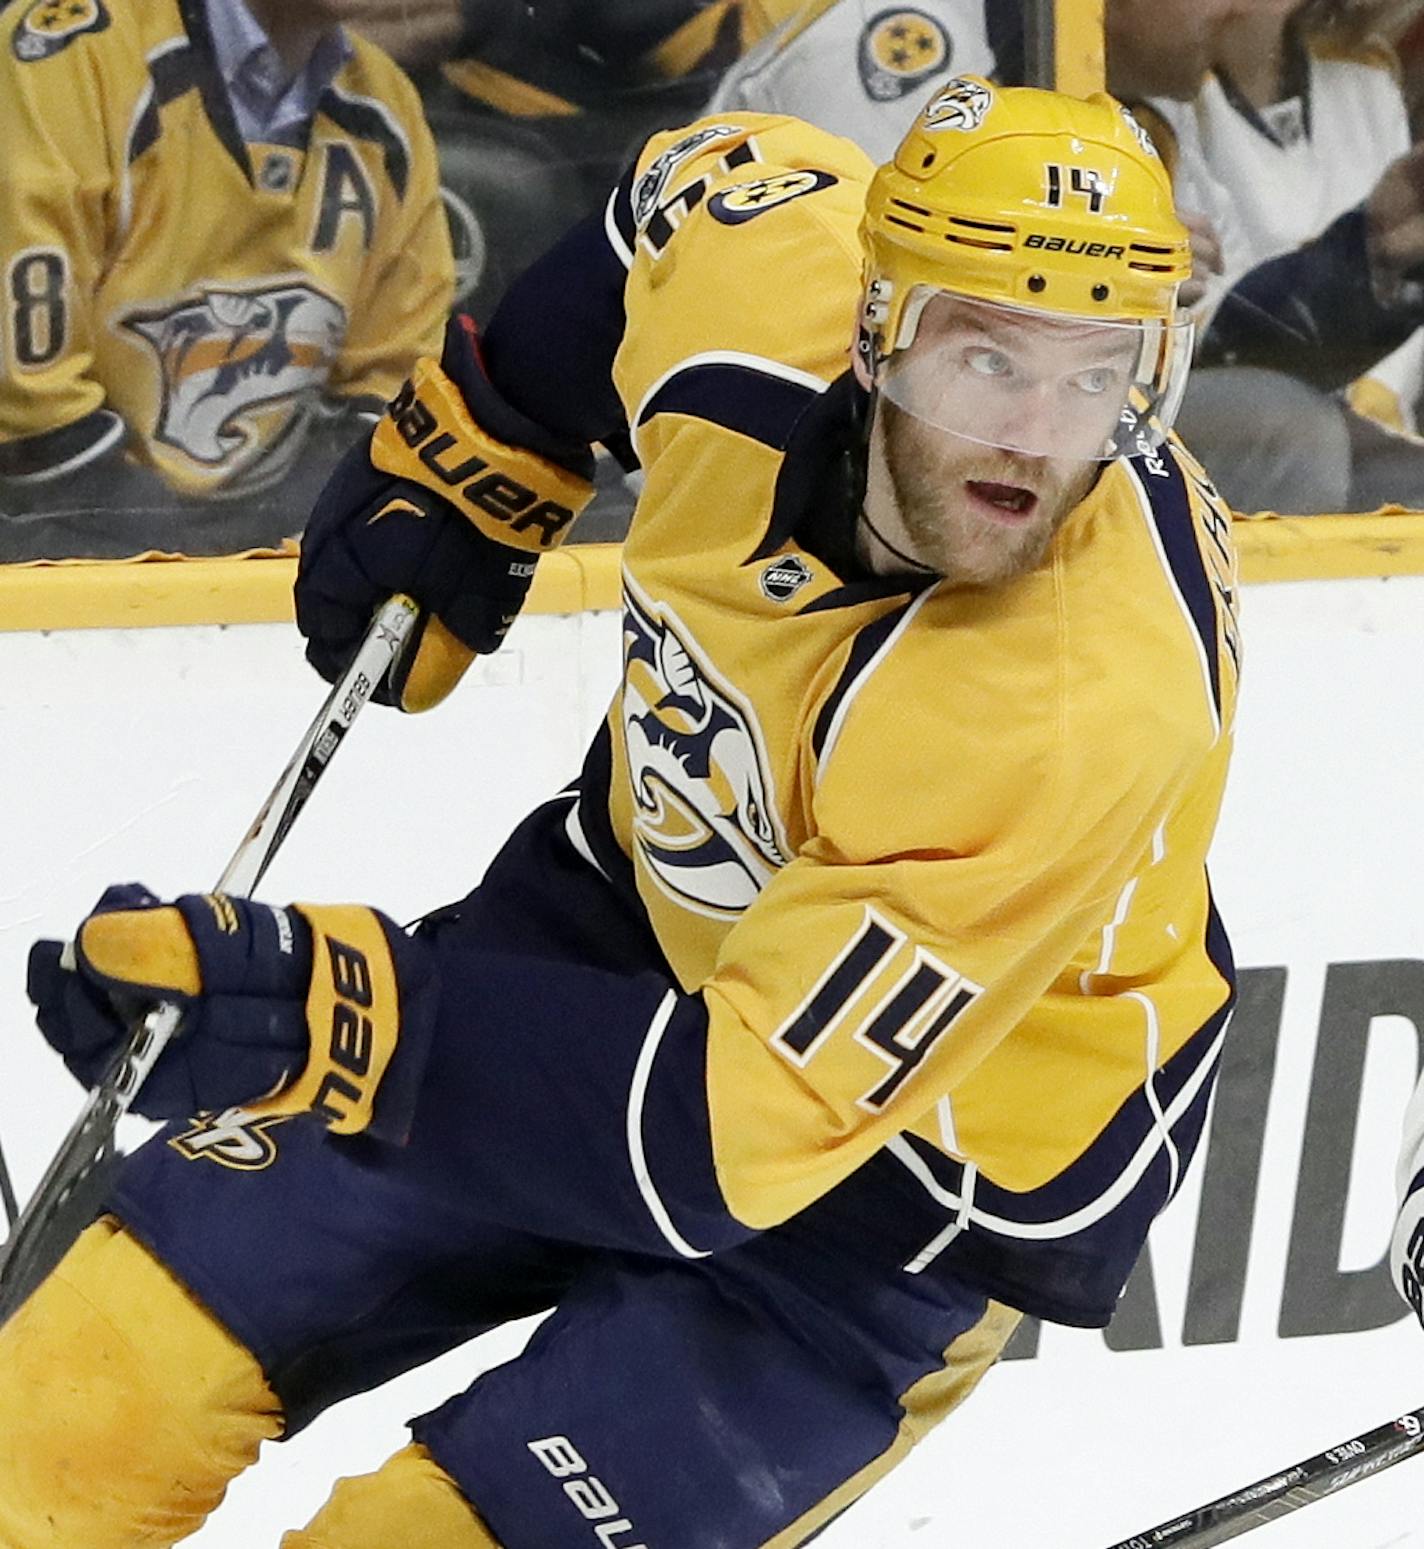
1070, 365, 1121, 396
965, 347, 1013, 379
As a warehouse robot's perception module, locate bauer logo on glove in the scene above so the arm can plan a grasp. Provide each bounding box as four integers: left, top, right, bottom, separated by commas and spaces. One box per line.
297, 314, 596, 713
26, 885, 437, 1144
378, 369, 582, 551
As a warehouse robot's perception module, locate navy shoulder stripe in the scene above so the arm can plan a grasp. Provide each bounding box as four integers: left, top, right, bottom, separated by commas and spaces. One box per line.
608, 163, 638, 257
1133, 449, 1222, 718
129, 43, 201, 163
811, 597, 917, 760
320, 88, 410, 200
637, 361, 821, 450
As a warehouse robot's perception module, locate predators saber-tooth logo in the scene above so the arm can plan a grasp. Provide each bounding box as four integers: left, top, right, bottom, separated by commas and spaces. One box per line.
922, 75, 994, 133
123, 282, 346, 471
622, 580, 790, 917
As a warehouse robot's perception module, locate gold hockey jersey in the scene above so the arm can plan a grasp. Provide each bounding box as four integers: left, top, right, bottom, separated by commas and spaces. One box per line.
568, 113, 1240, 1319
0, 0, 452, 497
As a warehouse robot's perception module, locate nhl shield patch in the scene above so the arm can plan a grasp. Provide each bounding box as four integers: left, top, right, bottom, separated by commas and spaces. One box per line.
760, 554, 813, 602
12, 0, 110, 61
858, 8, 951, 102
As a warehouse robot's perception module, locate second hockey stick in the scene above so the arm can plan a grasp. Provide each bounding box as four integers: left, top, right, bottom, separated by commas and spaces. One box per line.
0, 1134, 17, 1232
1103, 1404, 1424, 1547
0, 593, 419, 1326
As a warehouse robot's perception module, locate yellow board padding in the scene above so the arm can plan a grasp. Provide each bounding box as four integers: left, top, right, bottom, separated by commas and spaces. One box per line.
4, 516, 1424, 635
1231, 511, 1424, 582
0, 542, 625, 632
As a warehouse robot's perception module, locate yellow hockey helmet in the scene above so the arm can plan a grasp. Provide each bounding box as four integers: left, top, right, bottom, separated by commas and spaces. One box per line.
858, 78, 1195, 461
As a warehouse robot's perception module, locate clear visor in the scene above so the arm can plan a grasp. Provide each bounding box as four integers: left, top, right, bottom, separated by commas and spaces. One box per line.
876, 290, 1194, 462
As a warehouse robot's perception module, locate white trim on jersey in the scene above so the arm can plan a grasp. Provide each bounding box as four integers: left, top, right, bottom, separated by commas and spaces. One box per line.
7, 411, 126, 484
1080, 876, 1139, 994
886, 1022, 1226, 1240
903, 1160, 977, 1275
563, 797, 613, 884
603, 185, 635, 271
814, 584, 940, 782
1130, 988, 1182, 1201
630, 350, 829, 464
627, 989, 711, 1260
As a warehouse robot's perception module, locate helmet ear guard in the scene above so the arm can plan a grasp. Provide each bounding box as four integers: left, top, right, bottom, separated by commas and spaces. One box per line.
858, 78, 1194, 456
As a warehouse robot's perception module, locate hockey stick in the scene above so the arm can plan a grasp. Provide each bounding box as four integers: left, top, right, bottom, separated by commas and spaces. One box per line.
0, 593, 419, 1326
0, 1134, 17, 1231
1103, 1405, 1424, 1547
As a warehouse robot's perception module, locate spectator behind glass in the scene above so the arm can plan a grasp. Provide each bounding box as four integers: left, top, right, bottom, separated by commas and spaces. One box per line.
0, 0, 453, 559
708, 0, 1023, 161
704, 0, 1273, 164
303, 2, 797, 322
1151, 0, 1424, 514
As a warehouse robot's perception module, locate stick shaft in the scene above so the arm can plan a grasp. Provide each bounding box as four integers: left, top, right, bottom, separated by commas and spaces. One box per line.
0, 595, 418, 1320
0, 1135, 17, 1230
1103, 1407, 1424, 1547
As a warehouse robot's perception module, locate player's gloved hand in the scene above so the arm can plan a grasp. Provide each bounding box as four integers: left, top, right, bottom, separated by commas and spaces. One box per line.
297, 314, 596, 712
1391, 1069, 1424, 1329
26, 884, 437, 1143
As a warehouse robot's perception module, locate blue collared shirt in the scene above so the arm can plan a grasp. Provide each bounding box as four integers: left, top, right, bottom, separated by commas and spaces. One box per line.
205, 0, 353, 146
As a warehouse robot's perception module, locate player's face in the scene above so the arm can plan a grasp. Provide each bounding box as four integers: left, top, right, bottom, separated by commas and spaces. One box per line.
882, 294, 1140, 462
862, 297, 1133, 586
870, 399, 1097, 588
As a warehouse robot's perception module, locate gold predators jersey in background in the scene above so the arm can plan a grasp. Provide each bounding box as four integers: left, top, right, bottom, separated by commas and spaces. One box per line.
0, 0, 452, 500
571, 113, 1240, 1324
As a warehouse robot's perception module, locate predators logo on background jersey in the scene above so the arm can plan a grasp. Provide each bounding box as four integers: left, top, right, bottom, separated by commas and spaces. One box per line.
857, 8, 951, 102
622, 578, 790, 917
11, 0, 108, 61
122, 283, 346, 474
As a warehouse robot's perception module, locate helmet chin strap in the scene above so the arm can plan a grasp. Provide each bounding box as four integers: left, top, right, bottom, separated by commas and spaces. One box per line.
857, 391, 938, 579
855, 504, 938, 578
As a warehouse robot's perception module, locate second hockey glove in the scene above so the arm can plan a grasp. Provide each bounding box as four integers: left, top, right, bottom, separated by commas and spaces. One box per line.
297, 315, 596, 712
26, 885, 437, 1142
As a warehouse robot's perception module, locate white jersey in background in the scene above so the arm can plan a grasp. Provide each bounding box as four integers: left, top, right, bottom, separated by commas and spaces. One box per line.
709, 0, 1003, 164
1149, 38, 1423, 429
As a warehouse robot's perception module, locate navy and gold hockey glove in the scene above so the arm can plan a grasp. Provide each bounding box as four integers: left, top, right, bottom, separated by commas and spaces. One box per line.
297, 314, 596, 712
26, 885, 437, 1143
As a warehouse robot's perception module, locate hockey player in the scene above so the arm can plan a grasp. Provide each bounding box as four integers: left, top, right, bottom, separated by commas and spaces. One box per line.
4, 82, 1241, 1547
0, 0, 453, 555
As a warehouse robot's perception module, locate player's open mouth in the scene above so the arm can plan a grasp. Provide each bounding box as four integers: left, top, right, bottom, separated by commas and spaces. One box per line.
966, 480, 1038, 520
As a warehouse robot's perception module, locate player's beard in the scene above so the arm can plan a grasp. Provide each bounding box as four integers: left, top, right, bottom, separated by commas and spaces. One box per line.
876, 400, 1097, 588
